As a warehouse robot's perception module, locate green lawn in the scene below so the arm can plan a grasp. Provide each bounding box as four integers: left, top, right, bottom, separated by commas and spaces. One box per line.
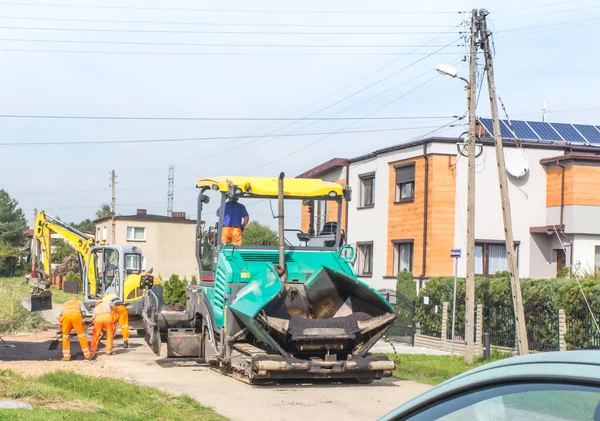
0, 370, 227, 420
389, 349, 512, 385
0, 276, 83, 304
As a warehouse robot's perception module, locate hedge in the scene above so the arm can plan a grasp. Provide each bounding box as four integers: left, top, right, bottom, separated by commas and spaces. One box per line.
416, 275, 600, 350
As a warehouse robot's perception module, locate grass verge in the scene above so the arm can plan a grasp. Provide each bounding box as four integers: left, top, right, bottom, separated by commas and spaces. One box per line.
0, 369, 227, 420
389, 349, 512, 385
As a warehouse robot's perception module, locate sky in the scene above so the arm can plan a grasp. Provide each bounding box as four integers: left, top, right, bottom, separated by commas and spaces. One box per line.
0, 0, 599, 231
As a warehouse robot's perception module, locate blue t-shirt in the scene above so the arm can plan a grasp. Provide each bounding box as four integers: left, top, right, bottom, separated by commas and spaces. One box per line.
217, 201, 249, 227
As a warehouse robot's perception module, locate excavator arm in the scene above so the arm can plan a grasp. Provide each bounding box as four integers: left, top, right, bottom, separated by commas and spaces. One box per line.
24, 211, 96, 311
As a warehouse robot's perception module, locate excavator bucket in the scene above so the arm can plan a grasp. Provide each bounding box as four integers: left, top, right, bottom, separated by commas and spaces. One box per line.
22, 290, 53, 312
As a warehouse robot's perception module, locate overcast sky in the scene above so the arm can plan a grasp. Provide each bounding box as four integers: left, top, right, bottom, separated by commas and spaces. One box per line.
1, 0, 598, 230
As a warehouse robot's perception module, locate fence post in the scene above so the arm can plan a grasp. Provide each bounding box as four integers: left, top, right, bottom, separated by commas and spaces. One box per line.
442, 302, 449, 352
476, 304, 484, 357
558, 309, 567, 352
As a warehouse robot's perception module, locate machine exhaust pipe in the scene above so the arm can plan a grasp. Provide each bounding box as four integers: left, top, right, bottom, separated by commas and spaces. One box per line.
277, 172, 287, 282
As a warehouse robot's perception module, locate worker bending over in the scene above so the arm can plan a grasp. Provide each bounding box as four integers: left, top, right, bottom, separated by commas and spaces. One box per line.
216, 197, 249, 246
58, 296, 91, 361
90, 297, 117, 357
102, 293, 130, 348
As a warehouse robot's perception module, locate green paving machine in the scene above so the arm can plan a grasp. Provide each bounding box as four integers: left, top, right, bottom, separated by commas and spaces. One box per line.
142, 174, 396, 383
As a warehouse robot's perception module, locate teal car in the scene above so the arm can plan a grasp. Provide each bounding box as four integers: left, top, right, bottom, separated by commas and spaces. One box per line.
380, 351, 600, 421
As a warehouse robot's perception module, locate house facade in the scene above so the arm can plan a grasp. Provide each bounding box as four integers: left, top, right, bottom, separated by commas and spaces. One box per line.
94, 209, 198, 280
299, 131, 600, 293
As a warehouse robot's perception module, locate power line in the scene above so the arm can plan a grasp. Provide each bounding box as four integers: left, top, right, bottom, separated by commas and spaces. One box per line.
0, 25, 457, 35
0, 124, 458, 147
0, 2, 462, 14
0, 15, 458, 28
0, 114, 458, 121
0, 48, 461, 56
0, 38, 463, 49
494, 0, 585, 13
494, 4, 600, 20
497, 16, 600, 33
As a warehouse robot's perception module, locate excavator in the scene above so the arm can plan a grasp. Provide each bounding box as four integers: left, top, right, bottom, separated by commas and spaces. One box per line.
142, 174, 396, 384
24, 211, 160, 332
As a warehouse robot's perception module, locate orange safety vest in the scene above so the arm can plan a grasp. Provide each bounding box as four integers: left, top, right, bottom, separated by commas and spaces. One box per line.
94, 300, 113, 318
61, 299, 82, 318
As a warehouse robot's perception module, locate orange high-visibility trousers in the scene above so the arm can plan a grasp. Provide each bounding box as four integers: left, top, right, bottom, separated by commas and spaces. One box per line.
221, 227, 242, 245
116, 305, 129, 342
90, 313, 115, 356
60, 315, 91, 360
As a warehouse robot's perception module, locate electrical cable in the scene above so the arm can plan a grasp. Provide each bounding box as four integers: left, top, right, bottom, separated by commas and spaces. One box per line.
0, 124, 456, 147
0, 114, 459, 121
0, 2, 462, 14
0, 15, 459, 28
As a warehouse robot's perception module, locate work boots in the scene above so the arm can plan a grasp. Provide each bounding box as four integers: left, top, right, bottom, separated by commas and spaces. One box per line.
123, 341, 129, 349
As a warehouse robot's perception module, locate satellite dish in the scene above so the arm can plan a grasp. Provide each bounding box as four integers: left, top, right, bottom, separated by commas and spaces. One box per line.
505, 149, 529, 178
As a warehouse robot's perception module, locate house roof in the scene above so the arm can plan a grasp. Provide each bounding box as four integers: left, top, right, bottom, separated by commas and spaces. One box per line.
94, 213, 197, 224
296, 158, 348, 179
539, 153, 600, 165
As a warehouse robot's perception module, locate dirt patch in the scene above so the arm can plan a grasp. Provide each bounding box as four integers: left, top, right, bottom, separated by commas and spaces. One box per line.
35, 397, 102, 412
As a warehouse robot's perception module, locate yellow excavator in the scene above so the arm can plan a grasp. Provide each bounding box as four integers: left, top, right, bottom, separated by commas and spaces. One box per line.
24, 211, 160, 332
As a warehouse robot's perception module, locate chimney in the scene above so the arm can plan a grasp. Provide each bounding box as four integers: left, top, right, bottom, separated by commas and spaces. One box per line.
137, 209, 147, 215
172, 211, 186, 219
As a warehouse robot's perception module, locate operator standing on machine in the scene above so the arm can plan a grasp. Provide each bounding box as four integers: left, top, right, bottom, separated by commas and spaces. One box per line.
216, 197, 249, 246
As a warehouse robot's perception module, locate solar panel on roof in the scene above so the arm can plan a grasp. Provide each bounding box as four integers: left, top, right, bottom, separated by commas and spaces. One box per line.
478, 118, 514, 138
550, 123, 586, 143
498, 120, 515, 138
479, 118, 494, 137
573, 125, 600, 144
503, 120, 540, 140
527, 121, 564, 141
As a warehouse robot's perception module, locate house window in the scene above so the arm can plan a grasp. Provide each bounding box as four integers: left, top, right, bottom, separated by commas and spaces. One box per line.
126, 226, 146, 241
393, 241, 413, 275
475, 242, 519, 276
357, 242, 373, 277
359, 172, 375, 208
394, 163, 415, 202
596, 246, 600, 268
102, 226, 107, 241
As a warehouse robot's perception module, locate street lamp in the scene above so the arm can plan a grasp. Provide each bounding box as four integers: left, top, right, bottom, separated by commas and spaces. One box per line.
436, 64, 469, 86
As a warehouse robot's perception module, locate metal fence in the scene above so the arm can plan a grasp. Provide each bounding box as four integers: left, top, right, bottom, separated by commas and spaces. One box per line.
565, 307, 600, 350
384, 293, 415, 345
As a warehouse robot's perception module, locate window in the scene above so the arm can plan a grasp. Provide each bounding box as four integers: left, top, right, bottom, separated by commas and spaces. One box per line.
474, 242, 519, 276
125, 254, 141, 273
126, 226, 146, 241
357, 242, 373, 277
404, 382, 600, 421
102, 226, 107, 241
394, 163, 415, 202
392, 240, 413, 275
359, 172, 375, 208
596, 246, 600, 268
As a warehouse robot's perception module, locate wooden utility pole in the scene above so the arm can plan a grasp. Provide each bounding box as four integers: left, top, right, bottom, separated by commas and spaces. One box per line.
479, 10, 529, 355
464, 9, 479, 364
111, 169, 116, 244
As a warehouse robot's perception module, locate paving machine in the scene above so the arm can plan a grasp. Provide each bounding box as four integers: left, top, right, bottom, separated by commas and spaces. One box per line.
142, 174, 396, 383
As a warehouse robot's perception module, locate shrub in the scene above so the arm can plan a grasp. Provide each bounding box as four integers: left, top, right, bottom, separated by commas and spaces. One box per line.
557, 266, 570, 279
0, 286, 46, 333
190, 275, 198, 285
163, 274, 187, 306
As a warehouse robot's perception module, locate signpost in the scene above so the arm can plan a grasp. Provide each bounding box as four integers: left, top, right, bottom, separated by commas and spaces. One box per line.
450, 248, 462, 359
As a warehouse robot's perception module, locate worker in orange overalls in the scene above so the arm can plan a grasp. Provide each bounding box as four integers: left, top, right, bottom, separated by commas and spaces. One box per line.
58, 296, 91, 361
90, 297, 117, 357
102, 293, 130, 349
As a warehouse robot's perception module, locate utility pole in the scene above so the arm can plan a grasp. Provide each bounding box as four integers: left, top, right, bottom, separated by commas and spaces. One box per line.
167, 165, 174, 217
463, 8, 479, 364
111, 170, 116, 244
479, 10, 529, 355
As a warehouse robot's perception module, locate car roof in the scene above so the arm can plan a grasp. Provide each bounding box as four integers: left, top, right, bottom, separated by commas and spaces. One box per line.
380, 351, 600, 420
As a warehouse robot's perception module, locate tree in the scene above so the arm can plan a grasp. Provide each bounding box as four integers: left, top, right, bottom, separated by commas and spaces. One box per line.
52, 239, 76, 263
242, 221, 278, 246
0, 190, 27, 277
0, 190, 27, 246
96, 203, 113, 220
71, 219, 94, 233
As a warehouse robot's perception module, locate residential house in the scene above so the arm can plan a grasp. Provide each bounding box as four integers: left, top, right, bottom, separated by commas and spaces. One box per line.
299, 120, 600, 293
94, 209, 198, 280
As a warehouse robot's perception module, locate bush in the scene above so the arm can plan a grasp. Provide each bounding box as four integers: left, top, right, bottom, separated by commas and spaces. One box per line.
0, 286, 46, 333
557, 266, 570, 279
65, 270, 83, 291
190, 275, 198, 285
163, 274, 187, 306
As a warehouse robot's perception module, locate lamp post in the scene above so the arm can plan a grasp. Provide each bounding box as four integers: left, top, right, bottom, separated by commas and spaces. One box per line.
437, 14, 478, 363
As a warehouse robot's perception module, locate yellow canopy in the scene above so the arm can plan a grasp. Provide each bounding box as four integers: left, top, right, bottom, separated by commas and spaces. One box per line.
196, 176, 347, 199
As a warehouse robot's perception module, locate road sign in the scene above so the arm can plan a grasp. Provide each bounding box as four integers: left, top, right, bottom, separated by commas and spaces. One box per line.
450, 248, 462, 258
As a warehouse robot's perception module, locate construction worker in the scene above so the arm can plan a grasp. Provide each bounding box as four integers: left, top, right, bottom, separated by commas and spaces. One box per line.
216, 197, 249, 246
102, 293, 130, 348
90, 297, 117, 357
58, 296, 91, 361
